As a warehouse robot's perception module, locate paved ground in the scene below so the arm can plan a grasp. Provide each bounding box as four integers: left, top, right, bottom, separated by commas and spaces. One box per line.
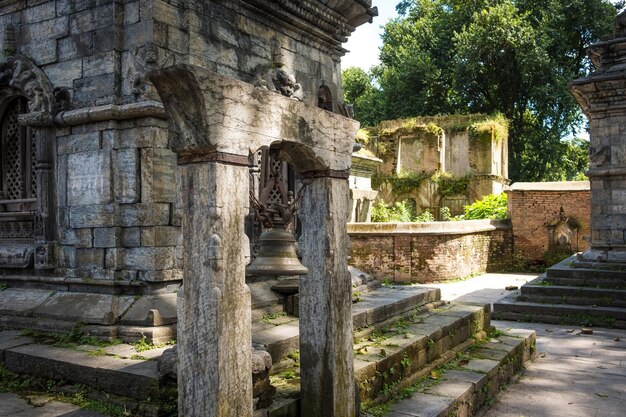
2, 272, 625, 416
433, 272, 626, 417
0, 392, 106, 416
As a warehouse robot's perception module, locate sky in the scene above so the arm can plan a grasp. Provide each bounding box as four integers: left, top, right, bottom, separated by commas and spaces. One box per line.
342, 1, 400, 71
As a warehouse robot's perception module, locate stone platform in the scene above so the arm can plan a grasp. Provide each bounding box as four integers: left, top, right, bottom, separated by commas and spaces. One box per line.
493, 256, 626, 329
0, 274, 540, 417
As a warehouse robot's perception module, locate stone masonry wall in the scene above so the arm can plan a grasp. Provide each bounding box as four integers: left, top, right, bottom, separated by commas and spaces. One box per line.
348, 220, 513, 283
57, 117, 181, 281
507, 182, 591, 262
0, 0, 353, 284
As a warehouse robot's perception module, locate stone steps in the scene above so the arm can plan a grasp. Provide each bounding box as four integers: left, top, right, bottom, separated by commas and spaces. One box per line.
0, 329, 170, 415
253, 285, 442, 361
517, 277, 626, 308
493, 297, 626, 328
493, 256, 626, 329
377, 326, 535, 417
267, 322, 536, 417
354, 302, 490, 402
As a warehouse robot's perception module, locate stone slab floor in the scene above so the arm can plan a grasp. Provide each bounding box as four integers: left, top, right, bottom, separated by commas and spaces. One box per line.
2, 272, 625, 417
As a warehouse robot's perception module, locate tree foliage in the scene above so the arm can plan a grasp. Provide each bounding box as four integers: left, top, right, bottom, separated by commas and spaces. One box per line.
342, 0, 622, 181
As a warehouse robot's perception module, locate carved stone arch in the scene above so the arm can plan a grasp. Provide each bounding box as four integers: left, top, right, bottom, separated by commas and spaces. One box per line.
0, 54, 54, 114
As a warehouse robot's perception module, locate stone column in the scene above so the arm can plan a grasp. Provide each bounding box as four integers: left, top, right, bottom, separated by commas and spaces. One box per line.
298, 174, 355, 417
176, 155, 253, 417
570, 26, 626, 267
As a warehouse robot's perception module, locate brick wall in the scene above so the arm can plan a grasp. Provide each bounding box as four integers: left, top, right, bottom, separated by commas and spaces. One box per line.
348, 220, 513, 283
507, 182, 590, 262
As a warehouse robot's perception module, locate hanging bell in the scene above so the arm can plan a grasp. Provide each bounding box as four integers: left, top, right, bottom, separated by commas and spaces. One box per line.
246, 228, 309, 277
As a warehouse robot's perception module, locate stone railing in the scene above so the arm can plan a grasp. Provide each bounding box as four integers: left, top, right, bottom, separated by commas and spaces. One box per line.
348, 219, 513, 283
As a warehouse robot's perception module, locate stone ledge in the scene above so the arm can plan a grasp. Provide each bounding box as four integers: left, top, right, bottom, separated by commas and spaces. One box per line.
507, 180, 589, 191
348, 219, 511, 235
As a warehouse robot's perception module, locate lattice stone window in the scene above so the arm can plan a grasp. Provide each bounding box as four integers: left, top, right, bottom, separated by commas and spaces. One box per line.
0, 97, 37, 241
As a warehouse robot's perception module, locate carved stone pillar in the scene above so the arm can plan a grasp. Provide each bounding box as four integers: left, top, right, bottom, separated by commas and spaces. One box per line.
570, 20, 626, 267
176, 154, 253, 417
298, 173, 355, 417
34, 126, 58, 269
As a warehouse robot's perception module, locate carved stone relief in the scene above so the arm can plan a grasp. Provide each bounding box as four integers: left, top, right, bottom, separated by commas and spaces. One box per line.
132, 43, 173, 101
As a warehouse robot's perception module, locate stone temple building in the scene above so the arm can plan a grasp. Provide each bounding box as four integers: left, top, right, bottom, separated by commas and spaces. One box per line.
0, 0, 377, 344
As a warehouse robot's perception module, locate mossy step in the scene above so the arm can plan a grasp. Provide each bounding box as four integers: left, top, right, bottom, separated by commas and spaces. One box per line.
354, 302, 490, 402
0, 330, 176, 415
365, 326, 536, 417
518, 277, 626, 308
253, 285, 443, 362
493, 296, 626, 329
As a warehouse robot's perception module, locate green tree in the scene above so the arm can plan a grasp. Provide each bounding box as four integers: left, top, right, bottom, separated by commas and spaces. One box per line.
341, 67, 383, 127
372, 0, 619, 181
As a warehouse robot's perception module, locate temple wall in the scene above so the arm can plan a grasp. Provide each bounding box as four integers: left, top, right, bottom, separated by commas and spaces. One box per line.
0, 0, 356, 283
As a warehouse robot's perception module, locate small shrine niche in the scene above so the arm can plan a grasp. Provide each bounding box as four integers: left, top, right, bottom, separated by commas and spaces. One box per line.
548, 208, 580, 253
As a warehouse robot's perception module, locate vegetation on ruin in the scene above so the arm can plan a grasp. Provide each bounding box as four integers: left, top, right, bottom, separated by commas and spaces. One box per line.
0, 365, 129, 417
431, 172, 471, 198
371, 186, 506, 223
343, 0, 620, 182
468, 114, 509, 144
461, 193, 508, 220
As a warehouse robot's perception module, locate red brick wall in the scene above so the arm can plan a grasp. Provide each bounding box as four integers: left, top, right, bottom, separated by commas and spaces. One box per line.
506, 183, 590, 262
348, 220, 513, 283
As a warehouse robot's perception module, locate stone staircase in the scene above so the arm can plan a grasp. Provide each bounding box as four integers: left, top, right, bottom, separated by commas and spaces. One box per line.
263, 285, 535, 417
0, 282, 536, 417
493, 256, 626, 329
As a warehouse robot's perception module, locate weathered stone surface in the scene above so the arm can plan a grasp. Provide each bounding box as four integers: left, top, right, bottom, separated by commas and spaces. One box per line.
117, 203, 170, 227
113, 148, 140, 203
120, 293, 178, 326
141, 148, 177, 203
93, 227, 120, 248
298, 177, 355, 417
149, 66, 358, 170
0, 289, 53, 316
176, 161, 252, 417
141, 226, 181, 247
67, 150, 112, 206
0, 245, 35, 269
34, 293, 135, 325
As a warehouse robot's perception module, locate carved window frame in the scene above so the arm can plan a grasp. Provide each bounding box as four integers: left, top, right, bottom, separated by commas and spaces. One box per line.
0, 95, 38, 243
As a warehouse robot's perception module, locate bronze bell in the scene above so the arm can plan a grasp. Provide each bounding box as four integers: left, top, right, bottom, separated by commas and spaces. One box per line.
246, 228, 308, 276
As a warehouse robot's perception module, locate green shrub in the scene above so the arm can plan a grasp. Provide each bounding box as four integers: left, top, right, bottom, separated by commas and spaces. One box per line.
439, 206, 451, 221
463, 193, 508, 220
415, 210, 435, 222
371, 201, 415, 222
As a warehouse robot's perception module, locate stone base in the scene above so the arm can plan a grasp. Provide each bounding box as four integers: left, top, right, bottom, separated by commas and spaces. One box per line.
0, 285, 179, 343
573, 247, 626, 270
